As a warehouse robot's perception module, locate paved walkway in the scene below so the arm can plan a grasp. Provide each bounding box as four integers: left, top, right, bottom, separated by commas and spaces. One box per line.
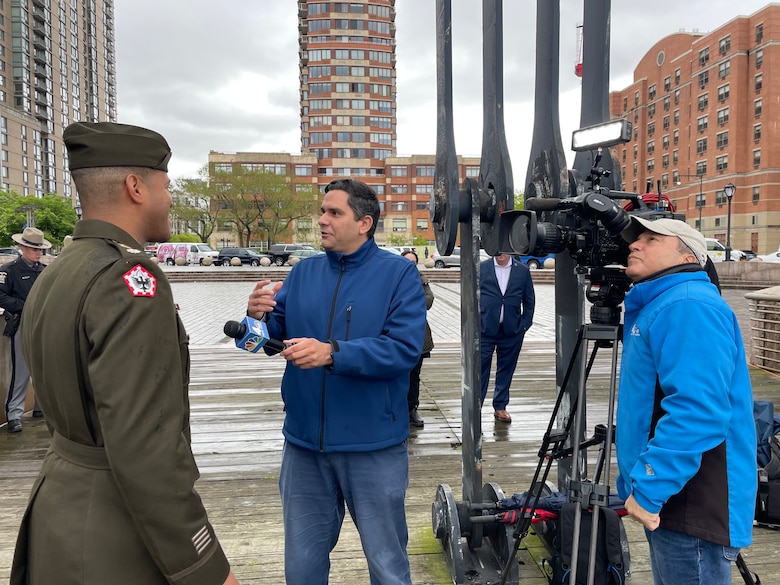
171, 279, 751, 349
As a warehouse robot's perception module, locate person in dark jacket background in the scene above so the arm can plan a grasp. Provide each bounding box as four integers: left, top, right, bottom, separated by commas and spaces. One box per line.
247, 178, 426, 585
0, 227, 50, 433
479, 253, 535, 423
617, 217, 755, 585
402, 249, 434, 428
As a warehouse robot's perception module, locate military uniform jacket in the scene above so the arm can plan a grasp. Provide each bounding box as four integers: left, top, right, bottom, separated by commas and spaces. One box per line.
11, 220, 229, 585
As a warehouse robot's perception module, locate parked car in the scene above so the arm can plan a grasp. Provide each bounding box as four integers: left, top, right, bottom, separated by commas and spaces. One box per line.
430, 247, 491, 268
756, 248, 780, 263
517, 253, 555, 269
267, 244, 315, 266
287, 249, 325, 264
741, 250, 757, 261
217, 247, 264, 266
0, 247, 20, 257
705, 238, 744, 262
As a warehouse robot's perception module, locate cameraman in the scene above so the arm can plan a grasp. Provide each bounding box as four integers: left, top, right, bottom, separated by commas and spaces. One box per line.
1, 228, 50, 433
616, 217, 755, 585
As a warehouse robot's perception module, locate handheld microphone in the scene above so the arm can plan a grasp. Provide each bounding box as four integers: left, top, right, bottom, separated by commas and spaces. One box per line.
224, 316, 286, 355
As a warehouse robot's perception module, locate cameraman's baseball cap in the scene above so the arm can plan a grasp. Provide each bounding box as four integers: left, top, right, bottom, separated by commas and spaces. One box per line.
63, 122, 172, 172
621, 217, 708, 267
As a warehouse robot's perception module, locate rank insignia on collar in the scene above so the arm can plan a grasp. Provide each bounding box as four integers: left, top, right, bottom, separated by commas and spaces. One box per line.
123, 264, 157, 297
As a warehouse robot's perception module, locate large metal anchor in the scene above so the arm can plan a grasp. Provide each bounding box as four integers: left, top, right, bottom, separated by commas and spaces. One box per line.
429, 1, 620, 583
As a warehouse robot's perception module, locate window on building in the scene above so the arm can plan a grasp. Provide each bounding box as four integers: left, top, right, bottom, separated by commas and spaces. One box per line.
465, 166, 480, 177
647, 140, 655, 155
673, 109, 680, 125
716, 155, 728, 172
755, 74, 763, 93
717, 83, 730, 102
415, 185, 432, 195
718, 60, 730, 79
648, 121, 655, 136
633, 145, 638, 158
416, 218, 429, 231
662, 135, 669, 149
697, 93, 708, 111
661, 174, 669, 188
699, 47, 710, 66
648, 84, 656, 100
719, 35, 731, 55
648, 103, 656, 117
391, 184, 408, 194
662, 154, 669, 168
675, 68, 681, 85
415, 165, 435, 177
753, 186, 760, 202
623, 97, 627, 112
696, 160, 707, 175
673, 149, 679, 164
663, 116, 670, 130
390, 166, 407, 177
674, 89, 680, 105
663, 96, 670, 111
673, 130, 679, 145
754, 124, 761, 141
756, 23, 764, 43
697, 115, 708, 132
698, 71, 709, 89
295, 165, 313, 176
753, 149, 761, 167
392, 218, 407, 231
647, 159, 655, 173
717, 107, 729, 125
696, 138, 707, 154
664, 76, 671, 92
634, 91, 639, 106
756, 49, 763, 68
755, 98, 763, 117
716, 131, 729, 148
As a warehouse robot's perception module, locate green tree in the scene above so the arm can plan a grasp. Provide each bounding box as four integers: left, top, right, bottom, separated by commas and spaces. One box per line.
514, 189, 525, 210
0, 191, 77, 248
387, 234, 409, 247
212, 167, 319, 247
412, 234, 428, 246
169, 166, 221, 242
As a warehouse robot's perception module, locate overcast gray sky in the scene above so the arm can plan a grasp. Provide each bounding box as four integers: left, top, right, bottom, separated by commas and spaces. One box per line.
114, 1, 773, 181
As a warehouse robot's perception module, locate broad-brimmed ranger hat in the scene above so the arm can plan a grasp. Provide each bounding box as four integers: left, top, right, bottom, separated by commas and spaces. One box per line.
12, 227, 52, 250
621, 217, 707, 267
63, 122, 172, 172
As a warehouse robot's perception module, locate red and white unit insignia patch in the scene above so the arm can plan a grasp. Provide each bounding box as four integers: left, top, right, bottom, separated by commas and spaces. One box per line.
123, 264, 157, 297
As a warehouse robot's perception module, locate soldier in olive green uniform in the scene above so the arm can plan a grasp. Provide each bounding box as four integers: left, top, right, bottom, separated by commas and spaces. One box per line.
11, 123, 239, 585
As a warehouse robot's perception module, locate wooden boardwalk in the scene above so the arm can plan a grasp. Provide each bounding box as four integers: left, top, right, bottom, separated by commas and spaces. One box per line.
2, 339, 780, 584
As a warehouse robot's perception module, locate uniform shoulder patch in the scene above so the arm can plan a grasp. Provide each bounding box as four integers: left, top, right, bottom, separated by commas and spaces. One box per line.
122, 264, 157, 297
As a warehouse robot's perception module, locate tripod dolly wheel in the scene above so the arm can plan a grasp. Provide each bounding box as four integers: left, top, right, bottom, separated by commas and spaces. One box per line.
432, 484, 466, 583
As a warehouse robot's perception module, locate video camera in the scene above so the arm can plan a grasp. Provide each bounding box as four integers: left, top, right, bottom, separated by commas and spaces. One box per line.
500, 119, 684, 270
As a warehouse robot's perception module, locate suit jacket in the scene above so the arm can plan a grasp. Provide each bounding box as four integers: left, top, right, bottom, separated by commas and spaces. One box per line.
479, 257, 535, 338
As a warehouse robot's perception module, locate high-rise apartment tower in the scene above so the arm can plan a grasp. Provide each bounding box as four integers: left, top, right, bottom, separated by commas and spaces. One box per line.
297, 0, 397, 193
0, 0, 117, 198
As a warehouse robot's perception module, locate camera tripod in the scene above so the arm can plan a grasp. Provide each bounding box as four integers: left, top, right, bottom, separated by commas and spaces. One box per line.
496, 268, 628, 585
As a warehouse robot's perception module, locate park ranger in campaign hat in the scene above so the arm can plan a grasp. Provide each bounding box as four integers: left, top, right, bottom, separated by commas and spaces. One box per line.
10, 122, 239, 585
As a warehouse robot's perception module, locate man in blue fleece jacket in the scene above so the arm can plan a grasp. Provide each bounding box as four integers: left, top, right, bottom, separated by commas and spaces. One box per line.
247, 179, 426, 585
616, 217, 756, 585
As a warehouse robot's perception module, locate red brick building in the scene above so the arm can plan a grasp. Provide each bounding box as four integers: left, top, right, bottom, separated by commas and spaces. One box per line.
609, 4, 780, 254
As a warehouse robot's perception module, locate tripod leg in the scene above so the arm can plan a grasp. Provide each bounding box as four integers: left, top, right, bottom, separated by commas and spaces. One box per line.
736, 553, 761, 585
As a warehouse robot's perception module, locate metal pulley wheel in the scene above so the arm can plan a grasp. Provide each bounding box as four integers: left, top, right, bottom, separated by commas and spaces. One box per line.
432, 483, 465, 584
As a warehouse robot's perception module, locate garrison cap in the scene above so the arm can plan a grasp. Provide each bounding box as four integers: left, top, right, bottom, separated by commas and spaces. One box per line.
63, 122, 172, 172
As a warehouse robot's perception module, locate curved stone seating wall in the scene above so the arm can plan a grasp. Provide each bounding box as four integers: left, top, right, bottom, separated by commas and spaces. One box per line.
747, 285, 780, 374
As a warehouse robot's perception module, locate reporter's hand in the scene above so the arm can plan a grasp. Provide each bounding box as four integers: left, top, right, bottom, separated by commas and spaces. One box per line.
247, 280, 283, 318
625, 494, 660, 531
280, 338, 333, 369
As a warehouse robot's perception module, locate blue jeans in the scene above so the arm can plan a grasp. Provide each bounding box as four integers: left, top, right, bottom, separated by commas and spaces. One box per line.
645, 527, 739, 585
279, 440, 412, 585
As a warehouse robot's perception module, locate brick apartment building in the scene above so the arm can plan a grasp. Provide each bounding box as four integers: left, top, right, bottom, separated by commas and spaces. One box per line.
609, 3, 780, 254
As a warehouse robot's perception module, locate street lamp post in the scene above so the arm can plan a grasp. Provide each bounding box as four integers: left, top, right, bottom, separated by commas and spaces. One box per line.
724, 182, 736, 261
676, 173, 704, 229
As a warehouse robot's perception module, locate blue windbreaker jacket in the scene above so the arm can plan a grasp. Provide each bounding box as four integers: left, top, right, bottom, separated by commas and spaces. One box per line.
616, 268, 756, 547
266, 239, 426, 452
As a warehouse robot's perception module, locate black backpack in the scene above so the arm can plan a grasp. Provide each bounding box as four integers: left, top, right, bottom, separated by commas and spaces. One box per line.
549, 503, 627, 585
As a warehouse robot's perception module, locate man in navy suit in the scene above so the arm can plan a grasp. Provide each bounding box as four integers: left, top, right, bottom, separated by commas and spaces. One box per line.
479, 253, 535, 423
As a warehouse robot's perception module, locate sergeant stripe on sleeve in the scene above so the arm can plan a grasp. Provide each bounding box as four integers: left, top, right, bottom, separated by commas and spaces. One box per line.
192, 525, 212, 556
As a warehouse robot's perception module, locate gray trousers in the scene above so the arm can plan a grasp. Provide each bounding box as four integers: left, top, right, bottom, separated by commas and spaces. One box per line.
5, 329, 31, 421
